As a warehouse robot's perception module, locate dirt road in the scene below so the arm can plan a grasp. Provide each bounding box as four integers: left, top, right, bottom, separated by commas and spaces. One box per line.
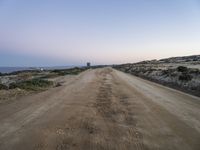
0, 68, 200, 150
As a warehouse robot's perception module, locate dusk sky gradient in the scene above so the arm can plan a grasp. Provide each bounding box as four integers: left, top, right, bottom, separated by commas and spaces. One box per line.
0, 0, 200, 66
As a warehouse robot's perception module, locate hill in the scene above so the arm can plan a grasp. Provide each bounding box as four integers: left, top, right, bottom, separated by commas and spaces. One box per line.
113, 55, 200, 97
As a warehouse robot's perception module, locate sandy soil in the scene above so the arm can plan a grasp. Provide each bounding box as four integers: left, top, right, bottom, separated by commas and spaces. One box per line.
0, 68, 200, 150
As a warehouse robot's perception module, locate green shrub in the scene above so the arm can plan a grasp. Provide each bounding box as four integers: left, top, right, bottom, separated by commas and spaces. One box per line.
0, 84, 8, 90
9, 78, 53, 91
179, 74, 192, 81
51, 67, 85, 76
162, 69, 174, 76
40, 73, 59, 79
177, 66, 188, 72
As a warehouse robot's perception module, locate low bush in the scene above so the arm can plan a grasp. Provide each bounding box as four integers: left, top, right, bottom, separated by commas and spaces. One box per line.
177, 66, 188, 72
179, 74, 192, 81
0, 84, 8, 90
51, 67, 86, 76
161, 69, 175, 76
40, 73, 59, 79
9, 78, 53, 91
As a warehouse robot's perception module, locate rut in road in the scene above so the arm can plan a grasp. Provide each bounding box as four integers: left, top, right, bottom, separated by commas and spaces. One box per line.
93, 68, 147, 150
50, 68, 147, 150
49, 68, 146, 150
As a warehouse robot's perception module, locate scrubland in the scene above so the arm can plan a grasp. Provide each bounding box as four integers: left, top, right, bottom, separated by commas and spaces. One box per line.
0, 67, 87, 103
114, 55, 200, 97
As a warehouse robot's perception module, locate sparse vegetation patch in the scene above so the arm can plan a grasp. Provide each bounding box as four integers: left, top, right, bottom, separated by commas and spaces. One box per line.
113, 55, 200, 97
179, 74, 192, 81
0, 84, 8, 90
51, 67, 86, 76
9, 78, 53, 91
177, 66, 188, 72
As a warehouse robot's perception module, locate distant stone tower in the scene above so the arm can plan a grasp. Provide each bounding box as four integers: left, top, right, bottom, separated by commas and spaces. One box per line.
87, 62, 91, 68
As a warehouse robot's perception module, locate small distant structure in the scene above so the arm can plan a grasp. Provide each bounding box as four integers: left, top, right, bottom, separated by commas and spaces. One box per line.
87, 62, 91, 68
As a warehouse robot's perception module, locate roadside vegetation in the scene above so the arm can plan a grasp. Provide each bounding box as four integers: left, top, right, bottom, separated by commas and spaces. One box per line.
0, 67, 86, 87
0, 83, 8, 90
42, 67, 87, 78
113, 55, 200, 97
0, 67, 88, 103
9, 78, 53, 91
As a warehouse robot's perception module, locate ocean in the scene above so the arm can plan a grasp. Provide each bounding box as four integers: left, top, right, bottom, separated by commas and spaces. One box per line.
0, 66, 75, 73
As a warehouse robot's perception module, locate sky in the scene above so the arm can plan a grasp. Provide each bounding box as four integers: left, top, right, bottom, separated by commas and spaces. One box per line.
0, 0, 200, 66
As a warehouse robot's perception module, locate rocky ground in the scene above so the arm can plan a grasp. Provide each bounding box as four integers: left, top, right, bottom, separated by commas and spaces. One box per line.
113, 55, 200, 97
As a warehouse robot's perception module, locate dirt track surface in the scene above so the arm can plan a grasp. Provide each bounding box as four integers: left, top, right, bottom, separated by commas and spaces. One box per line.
0, 68, 200, 150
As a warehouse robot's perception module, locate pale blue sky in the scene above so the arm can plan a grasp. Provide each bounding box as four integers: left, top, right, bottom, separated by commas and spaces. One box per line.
0, 0, 200, 66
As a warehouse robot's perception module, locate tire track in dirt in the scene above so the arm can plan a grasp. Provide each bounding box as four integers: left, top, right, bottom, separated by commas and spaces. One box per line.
114, 69, 200, 150
94, 68, 147, 150
1, 68, 199, 150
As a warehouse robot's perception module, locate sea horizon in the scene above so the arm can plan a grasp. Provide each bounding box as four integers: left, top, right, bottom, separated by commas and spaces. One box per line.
0, 66, 78, 73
